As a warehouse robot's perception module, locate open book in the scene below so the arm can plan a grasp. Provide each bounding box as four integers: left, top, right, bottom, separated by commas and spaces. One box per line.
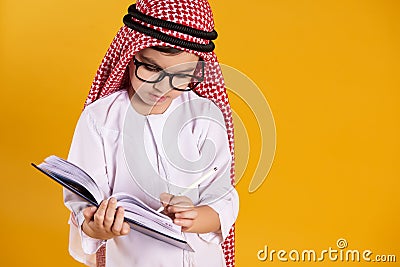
32, 155, 193, 252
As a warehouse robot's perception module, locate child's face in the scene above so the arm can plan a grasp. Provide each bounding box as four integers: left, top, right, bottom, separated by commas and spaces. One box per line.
128, 48, 200, 114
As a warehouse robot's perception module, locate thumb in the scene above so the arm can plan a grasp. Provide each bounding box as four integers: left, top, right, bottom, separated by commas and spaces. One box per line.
83, 206, 97, 222
160, 192, 174, 207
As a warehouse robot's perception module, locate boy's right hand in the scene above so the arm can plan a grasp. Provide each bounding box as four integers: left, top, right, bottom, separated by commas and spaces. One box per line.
81, 197, 130, 240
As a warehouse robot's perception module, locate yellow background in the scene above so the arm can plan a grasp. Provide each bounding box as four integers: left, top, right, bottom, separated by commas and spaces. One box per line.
1, 0, 399, 266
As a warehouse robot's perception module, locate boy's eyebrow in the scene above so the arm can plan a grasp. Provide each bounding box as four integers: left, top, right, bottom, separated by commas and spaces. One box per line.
139, 54, 197, 73
140, 55, 162, 66
139, 54, 162, 68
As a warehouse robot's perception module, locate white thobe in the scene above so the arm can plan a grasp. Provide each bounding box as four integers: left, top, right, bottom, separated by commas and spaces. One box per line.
64, 89, 239, 267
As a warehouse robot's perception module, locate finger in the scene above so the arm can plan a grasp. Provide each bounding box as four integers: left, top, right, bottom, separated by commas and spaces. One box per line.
104, 198, 118, 230
168, 196, 193, 207
168, 202, 194, 213
83, 206, 97, 222
174, 218, 194, 229
111, 207, 125, 235
94, 199, 108, 227
121, 222, 131, 235
174, 210, 198, 220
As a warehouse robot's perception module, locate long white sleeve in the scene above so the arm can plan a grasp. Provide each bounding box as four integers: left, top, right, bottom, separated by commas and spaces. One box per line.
63, 108, 111, 261
194, 101, 239, 244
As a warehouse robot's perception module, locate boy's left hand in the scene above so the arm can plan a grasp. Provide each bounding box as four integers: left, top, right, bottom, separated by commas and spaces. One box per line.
160, 193, 198, 232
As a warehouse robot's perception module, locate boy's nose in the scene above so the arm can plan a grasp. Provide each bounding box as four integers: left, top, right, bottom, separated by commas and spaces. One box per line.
153, 76, 173, 93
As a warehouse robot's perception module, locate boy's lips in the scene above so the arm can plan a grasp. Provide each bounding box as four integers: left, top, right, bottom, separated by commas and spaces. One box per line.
150, 93, 167, 102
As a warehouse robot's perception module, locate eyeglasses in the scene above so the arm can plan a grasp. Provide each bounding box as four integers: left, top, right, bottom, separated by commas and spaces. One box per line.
132, 56, 205, 91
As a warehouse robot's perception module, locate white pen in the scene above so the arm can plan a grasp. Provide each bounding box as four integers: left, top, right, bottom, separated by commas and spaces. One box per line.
157, 167, 218, 213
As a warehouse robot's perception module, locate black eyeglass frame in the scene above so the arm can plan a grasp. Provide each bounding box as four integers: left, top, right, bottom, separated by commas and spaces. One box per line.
132, 56, 205, 92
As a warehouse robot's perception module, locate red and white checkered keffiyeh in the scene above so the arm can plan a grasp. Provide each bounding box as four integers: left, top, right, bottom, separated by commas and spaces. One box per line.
83, 0, 236, 266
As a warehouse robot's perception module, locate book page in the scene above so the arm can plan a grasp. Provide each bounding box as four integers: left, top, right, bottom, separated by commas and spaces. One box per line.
112, 192, 182, 236
38, 155, 104, 203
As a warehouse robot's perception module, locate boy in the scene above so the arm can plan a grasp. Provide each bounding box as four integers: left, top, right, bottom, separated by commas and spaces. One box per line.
64, 1, 238, 266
